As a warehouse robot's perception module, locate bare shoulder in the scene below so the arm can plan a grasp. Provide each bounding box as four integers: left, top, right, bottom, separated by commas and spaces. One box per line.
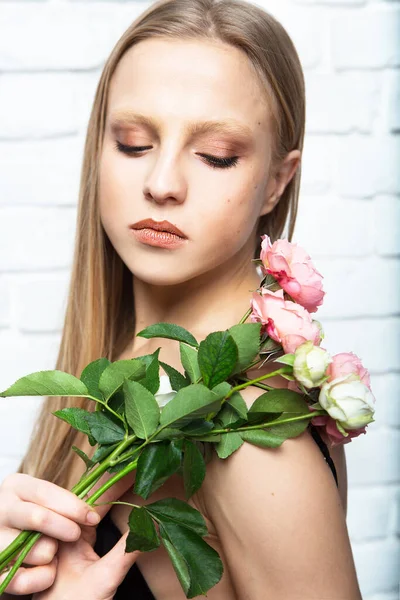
197, 366, 360, 599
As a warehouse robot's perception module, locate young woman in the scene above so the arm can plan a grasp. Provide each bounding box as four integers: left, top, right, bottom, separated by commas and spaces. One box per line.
0, 0, 361, 598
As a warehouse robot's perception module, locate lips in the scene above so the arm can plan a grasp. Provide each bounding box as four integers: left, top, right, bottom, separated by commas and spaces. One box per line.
130, 219, 187, 238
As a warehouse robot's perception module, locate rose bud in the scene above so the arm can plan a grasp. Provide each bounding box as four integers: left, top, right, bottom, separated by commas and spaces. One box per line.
293, 340, 332, 388
318, 373, 376, 431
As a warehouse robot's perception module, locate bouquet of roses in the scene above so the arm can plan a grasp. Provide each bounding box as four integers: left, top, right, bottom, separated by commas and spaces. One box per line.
0, 234, 376, 598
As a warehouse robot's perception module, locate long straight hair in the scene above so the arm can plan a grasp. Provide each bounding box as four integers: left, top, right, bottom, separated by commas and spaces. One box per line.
17, 0, 305, 490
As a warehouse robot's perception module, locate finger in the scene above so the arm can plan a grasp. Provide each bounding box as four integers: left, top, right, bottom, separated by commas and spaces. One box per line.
84, 470, 136, 521
1, 473, 100, 526
0, 556, 57, 595
3, 496, 83, 542
0, 529, 58, 566
91, 530, 141, 594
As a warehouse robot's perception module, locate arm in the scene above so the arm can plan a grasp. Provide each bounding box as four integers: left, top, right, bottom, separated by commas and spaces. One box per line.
199, 385, 362, 600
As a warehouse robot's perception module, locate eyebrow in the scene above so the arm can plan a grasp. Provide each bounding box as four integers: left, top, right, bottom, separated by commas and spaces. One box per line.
108, 109, 254, 142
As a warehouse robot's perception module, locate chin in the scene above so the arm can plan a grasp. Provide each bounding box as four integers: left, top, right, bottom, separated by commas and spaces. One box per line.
127, 263, 193, 286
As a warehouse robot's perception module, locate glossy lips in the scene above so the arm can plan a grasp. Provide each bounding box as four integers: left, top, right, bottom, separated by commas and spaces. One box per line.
130, 218, 187, 249
130, 219, 186, 238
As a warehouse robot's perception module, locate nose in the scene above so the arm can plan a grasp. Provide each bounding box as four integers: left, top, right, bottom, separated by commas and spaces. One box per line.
142, 150, 187, 206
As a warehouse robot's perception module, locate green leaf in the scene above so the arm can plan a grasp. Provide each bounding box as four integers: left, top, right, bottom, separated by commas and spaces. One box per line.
123, 380, 160, 440
227, 322, 262, 373
98, 359, 146, 402
179, 344, 201, 384
91, 442, 120, 463
80, 358, 111, 401
249, 389, 309, 416
261, 272, 278, 287
137, 323, 199, 348
159, 384, 223, 429
152, 427, 185, 441
227, 391, 248, 420
158, 520, 223, 598
71, 445, 95, 469
106, 457, 135, 473
182, 440, 206, 499
146, 497, 208, 536
260, 336, 282, 353
309, 401, 323, 410
52, 407, 96, 445
159, 361, 190, 391
269, 417, 310, 438
180, 420, 214, 436
215, 404, 245, 429
125, 506, 160, 552
215, 431, 244, 458
138, 349, 161, 395
135, 440, 182, 499
280, 372, 296, 381
191, 433, 221, 442
83, 411, 126, 445
1, 370, 89, 398
210, 381, 231, 400
160, 536, 191, 595
107, 388, 125, 416
240, 418, 308, 448
240, 429, 283, 448
197, 331, 238, 389
274, 353, 295, 367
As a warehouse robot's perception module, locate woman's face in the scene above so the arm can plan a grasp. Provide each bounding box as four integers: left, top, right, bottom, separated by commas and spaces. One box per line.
99, 38, 280, 286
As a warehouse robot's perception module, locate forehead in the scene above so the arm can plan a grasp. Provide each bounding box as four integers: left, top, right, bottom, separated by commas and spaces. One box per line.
106, 38, 271, 135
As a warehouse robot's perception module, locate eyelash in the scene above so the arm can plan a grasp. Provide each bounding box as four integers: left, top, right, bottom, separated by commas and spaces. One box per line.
114, 140, 239, 170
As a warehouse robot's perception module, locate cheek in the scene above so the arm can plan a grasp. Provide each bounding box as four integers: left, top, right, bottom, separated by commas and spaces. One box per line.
201, 183, 262, 243
98, 150, 129, 226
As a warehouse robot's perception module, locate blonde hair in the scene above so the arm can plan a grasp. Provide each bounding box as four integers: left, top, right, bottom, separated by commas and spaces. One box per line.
17, 0, 305, 490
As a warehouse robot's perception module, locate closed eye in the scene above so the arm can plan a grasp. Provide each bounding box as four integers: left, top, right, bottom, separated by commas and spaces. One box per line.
114, 140, 239, 170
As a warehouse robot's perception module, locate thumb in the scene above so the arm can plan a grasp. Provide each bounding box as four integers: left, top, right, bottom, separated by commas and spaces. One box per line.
92, 530, 142, 592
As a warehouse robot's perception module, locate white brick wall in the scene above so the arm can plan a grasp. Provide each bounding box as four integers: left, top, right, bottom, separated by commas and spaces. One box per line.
0, 0, 399, 597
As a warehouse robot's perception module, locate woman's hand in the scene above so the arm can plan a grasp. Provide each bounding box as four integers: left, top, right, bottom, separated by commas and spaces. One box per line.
0, 473, 105, 595
31, 521, 140, 600
0, 469, 137, 597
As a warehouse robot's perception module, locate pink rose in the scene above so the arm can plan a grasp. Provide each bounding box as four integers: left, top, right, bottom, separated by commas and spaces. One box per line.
260, 235, 325, 313
310, 410, 367, 447
250, 288, 322, 354
327, 352, 372, 392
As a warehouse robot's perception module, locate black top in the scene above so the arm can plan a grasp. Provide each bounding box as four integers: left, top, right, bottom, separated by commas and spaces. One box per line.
93, 424, 338, 600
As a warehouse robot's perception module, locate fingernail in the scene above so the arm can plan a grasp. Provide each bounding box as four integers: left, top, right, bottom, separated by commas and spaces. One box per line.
86, 510, 101, 525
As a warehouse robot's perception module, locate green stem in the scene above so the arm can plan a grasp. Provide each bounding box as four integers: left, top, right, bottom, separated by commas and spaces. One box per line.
235, 377, 273, 392
71, 434, 137, 496
85, 422, 175, 506
243, 357, 264, 371
108, 446, 142, 467
191, 411, 326, 436
0, 532, 42, 592
87, 458, 139, 505
94, 500, 140, 510
226, 367, 291, 398
238, 307, 252, 325
75, 394, 127, 427
0, 433, 139, 594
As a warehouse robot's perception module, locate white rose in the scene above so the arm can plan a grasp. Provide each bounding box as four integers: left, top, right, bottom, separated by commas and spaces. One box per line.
319, 373, 375, 430
155, 374, 177, 408
293, 340, 332, 388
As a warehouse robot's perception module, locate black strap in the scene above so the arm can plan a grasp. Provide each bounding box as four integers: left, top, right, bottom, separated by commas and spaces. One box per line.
309, 424, 339, 488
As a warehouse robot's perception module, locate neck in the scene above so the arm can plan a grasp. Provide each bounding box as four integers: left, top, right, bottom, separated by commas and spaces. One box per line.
131, 251, 261, 348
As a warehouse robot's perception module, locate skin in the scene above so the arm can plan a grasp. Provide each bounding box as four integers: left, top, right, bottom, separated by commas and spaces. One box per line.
98, 37, 300, 343
23, 37, 360, 599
